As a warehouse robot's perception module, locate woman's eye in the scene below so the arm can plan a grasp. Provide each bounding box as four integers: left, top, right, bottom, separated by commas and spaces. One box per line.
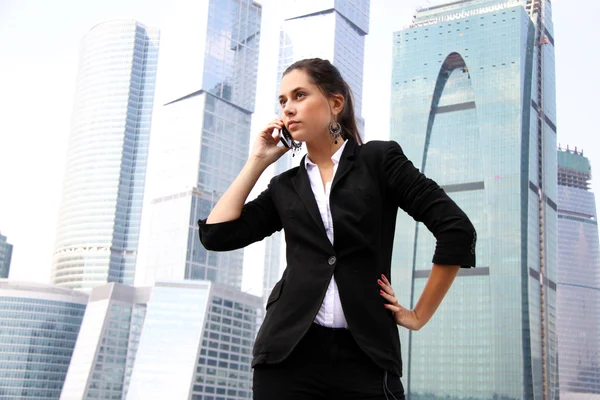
296, 92, 306, 99
279, 99, 286, 107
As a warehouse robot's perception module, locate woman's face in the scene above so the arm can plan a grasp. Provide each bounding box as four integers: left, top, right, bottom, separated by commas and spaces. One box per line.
278, 69, 339, 144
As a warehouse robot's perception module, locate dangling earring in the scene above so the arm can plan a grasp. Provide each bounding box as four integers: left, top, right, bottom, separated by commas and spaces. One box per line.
291, 141, 302, 157
329, 120, 342, 144
290, 139, 302, 157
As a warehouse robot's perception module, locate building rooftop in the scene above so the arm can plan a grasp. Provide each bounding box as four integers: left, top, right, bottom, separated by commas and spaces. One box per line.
558, 146, 592, 190
558, 146, 591, 175
0, 280, 89, 303
407, 0, 524, 28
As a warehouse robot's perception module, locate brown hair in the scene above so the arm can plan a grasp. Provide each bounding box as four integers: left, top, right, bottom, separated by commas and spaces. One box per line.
282, 58, 363, 144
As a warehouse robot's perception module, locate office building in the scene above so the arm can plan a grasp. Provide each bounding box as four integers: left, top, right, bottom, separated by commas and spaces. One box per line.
0, 233, 12, 279
52, 20, 159, 290
136, 0, 262, 289
556, 146, 600, 399
390, 0, 558, 398
0, 281, 87, 399
60, 283, 151, 400
126, 281, 262, 399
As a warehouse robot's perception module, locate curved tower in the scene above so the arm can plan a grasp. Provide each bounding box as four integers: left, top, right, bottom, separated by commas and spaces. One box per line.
391, 0, 558, 398
52, 20, 159, 290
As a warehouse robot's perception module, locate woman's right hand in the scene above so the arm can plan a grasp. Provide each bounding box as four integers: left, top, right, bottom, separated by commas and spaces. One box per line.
250, 119, 290, 166
206, 119, 289, 224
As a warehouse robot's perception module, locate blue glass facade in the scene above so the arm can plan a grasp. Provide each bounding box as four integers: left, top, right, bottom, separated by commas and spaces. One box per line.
0, 233, 12, 279
0, 283, 87, 399
52, 20, 159, 290
390, 0, 558, 398
556, 148, 600, 397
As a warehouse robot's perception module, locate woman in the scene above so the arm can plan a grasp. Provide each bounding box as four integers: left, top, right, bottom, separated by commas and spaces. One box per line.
198, 58, 476, 399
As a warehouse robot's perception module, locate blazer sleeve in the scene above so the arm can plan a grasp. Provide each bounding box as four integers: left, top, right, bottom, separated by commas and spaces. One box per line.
197, 179, 283, 252
382, 140, 477, 268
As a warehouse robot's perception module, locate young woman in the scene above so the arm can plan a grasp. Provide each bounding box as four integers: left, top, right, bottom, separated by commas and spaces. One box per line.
198, 58, 476, 399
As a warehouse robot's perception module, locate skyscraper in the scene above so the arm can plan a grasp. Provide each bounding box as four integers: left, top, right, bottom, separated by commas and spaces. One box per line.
276, 0, 369, 130
0, 232, 12, 279
52, 20, 159, 290
390, 0, 557, 398
556, 146, 600, 398
136, 0, 262, 289
262, 0, 370, 302
60, 283, 151, 400
126, 281, 262, 399
0, 282, 88, 399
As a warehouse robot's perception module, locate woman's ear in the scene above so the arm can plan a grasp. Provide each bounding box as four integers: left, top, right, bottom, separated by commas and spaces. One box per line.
329, 94, 345, 117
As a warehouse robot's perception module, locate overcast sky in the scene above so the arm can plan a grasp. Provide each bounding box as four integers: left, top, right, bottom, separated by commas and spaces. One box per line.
0, 0, 597, 293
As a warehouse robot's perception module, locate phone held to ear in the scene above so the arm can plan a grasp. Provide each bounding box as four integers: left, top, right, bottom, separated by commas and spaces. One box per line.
279, 125, 293, 148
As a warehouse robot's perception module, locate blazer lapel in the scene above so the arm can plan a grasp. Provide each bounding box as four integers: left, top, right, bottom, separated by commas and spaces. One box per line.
331, 139, 357, 192
292, 157, 328, 238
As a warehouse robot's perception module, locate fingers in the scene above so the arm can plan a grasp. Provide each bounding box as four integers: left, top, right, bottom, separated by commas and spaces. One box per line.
262, 122, 283, 138
380, 274, 391, 286
377, 276, 395, 298
384, 303, 402, 314
378, 273, 401, 312
257, 119, 282, 137
269, 117, 284, 126
259, 119, 289, 150
379, 289, 398, 305
266, 118, 284, 133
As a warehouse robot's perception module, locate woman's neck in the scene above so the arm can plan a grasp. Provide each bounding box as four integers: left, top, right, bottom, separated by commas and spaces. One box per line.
305, 136, 344, 166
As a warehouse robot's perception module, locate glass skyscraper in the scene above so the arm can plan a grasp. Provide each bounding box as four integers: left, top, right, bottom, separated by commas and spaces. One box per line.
0, 233, 12, 279
61, 280, 261, 400
390, 0, 558, 398
136, 0, 262, 290
0, 281, 87, 399
126, 281, 261, 399
262, 0, 370, 302
52, 20, 159, 290
60, 283, 151, 400
556, 147, 600, 398
275, 0, 369, 129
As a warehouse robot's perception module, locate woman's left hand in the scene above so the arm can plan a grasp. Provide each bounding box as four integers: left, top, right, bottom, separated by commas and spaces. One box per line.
378, 274, 424, 331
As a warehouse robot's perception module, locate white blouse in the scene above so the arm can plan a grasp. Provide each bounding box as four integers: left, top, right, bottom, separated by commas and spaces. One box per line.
304, 140, 349, 329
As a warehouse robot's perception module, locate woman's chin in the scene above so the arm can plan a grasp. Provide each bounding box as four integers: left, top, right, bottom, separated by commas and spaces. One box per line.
290, 132, 306, 143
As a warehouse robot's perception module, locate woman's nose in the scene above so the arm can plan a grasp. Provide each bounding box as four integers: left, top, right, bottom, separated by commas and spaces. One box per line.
283, 103, 295, 116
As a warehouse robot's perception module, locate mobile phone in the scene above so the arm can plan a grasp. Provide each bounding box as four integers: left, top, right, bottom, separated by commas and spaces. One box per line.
279, 125, 293, 148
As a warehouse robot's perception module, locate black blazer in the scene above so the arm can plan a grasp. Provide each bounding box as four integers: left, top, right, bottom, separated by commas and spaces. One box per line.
198, 139, 476, 377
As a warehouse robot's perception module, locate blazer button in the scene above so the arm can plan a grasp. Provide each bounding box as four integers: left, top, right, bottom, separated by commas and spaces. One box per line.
328, 256, 337, 266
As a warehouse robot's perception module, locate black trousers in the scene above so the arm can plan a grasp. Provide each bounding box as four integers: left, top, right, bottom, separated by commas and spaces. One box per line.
253, 323, 405, 400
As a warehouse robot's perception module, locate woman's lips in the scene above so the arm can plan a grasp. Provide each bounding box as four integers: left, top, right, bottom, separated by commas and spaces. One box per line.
288, 121, 299, 129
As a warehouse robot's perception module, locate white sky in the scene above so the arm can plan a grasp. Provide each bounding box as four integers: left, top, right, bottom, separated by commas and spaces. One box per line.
0, 0, 598, 293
